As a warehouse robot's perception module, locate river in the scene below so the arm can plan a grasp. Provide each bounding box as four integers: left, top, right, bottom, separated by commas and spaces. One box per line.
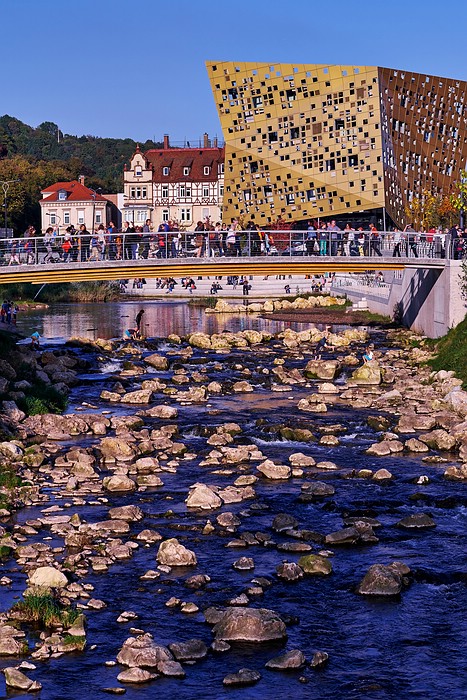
1, 303, 466, 699
17, 301, 323, 343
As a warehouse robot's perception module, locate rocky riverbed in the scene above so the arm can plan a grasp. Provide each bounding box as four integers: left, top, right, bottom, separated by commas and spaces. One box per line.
0, 322, 467, 698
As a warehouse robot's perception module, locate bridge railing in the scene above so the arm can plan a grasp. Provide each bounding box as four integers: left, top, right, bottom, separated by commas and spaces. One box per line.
0, 230, 457, 269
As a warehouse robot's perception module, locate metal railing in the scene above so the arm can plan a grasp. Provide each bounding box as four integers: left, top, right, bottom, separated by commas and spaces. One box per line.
0, 230, 459, 269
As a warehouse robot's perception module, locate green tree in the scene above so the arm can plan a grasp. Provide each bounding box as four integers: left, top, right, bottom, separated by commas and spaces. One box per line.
450, 169, 467, 226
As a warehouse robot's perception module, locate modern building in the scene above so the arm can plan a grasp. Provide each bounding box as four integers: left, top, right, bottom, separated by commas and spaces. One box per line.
40, 176, 110, 232
123, 135, 224, 228
207, 62, 467, 228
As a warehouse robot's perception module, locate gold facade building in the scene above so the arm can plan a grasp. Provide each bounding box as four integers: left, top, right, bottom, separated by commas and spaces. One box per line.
207, 62, 467, 228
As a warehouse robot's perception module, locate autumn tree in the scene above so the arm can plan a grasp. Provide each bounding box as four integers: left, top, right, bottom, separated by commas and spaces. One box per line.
450, 169, 467, 227
405, 189, 459, 230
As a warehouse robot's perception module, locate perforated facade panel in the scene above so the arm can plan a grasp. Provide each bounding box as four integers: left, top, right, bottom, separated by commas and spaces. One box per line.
207, 62, 467, 227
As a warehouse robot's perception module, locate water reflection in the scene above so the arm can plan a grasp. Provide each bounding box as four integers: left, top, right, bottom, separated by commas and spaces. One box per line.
19, 301, 319, 341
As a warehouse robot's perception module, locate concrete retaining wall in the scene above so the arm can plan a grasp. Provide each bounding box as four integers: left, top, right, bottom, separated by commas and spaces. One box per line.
332, 261, 466, 338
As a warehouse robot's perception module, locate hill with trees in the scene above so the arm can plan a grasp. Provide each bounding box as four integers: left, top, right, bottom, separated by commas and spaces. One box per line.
0, 115, 161, 233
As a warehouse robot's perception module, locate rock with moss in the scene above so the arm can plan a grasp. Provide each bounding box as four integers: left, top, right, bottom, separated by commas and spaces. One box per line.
298, 554, 332, 575
349, 362, 381, 385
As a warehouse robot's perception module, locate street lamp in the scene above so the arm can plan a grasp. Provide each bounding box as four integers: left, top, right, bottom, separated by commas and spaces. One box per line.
89, 188, 102, 235
0, 179, 20, 237
46, 211, 61, 235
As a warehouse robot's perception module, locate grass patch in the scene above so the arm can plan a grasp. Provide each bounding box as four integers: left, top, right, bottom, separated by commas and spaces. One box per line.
62, 634, 86, 650
428, 316, 467, 388
11, 593, 80, 628
17, 382, 67, 415
188, 296, 219, 308
354, 310, 393, 325
0, 465, 21, 489
0, 545, 12, 559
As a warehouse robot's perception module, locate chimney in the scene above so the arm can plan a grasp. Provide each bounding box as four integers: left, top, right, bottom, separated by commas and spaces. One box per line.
78, 174, 85, 185
163, 134, 170, 150
203, 132, 209, 148
213, 136, 218, 148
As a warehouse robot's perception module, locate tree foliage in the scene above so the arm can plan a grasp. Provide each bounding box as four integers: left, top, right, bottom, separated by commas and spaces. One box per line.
404, 189, 458, 230
450, 169, 467, 219
0, 115, 161, 232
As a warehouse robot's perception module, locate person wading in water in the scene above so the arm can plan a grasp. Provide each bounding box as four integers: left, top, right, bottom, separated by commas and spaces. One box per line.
135, 309, 145, 334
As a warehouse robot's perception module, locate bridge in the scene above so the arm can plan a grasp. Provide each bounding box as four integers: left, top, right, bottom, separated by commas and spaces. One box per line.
0, 230, 452, 284
0, 255, 449, 285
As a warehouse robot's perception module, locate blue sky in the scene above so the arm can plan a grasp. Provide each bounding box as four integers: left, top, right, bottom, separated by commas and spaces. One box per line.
2, 0, 467, 143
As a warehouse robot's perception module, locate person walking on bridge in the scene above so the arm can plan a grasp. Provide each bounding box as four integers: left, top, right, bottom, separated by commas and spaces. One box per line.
42, 227, 55, 264
392, 229, 402, 257
369, 224, 382, 256
404, 224, 418, 258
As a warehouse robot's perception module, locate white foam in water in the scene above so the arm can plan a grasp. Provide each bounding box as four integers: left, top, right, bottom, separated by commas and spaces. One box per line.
341, 432, 358, 440
99, 360, 122, 374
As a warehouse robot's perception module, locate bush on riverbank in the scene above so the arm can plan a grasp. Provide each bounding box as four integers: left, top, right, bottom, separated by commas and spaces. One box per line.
0, 281, 120, 304
0, 334, 68, 415
428, 316, 467, 387
17, 382, 68, 415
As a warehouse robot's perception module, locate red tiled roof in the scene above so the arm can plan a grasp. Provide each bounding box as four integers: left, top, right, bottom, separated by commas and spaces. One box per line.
40, 181, 107, 203
144, 147, 224, 183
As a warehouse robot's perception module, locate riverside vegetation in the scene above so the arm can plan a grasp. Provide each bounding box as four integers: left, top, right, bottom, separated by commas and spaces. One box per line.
0, 281, 121, 305
0, 311, 467, 695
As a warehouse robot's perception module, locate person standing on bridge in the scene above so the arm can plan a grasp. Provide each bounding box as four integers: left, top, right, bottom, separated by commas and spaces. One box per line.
61, 228, 73, 262
369, 224, 382, 256
343, 224, 355, 256
79, 224, 91, 262
319, 224, 328, 256
327, 220, 340, 256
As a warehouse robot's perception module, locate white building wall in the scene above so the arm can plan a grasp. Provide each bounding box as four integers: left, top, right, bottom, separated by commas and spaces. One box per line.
40, 201, 108, 233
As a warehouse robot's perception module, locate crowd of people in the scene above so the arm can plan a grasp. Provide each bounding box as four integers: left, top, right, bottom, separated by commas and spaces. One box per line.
1, 217, 465, 266
301, 221, 454, 259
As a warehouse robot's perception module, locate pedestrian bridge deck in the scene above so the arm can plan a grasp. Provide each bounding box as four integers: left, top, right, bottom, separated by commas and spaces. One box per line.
0, 255, 446, 285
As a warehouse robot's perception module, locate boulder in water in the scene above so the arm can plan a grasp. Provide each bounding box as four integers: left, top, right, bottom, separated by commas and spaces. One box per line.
265, 649, 306, 670
156, 538, 197, 567
212, 607, 287, 643
356, 562, 411, 596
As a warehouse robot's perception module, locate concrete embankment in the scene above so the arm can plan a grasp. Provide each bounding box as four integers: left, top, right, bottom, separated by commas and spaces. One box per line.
333, 260, 465, 338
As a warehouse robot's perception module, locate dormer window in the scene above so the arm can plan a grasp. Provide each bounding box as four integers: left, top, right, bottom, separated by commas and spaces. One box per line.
58, 190, 67, 201
183, 167, 190, 176
204, 166, 210, 175
163, 166, 170, 176
135, 166, 142, 177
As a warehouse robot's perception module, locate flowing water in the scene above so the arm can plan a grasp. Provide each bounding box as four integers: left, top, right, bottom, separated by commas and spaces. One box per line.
1, 306, 466, 699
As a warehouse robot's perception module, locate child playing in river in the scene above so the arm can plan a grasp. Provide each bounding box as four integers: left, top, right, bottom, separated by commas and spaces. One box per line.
363, 344, 374, 363
123, 327, 140, 341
